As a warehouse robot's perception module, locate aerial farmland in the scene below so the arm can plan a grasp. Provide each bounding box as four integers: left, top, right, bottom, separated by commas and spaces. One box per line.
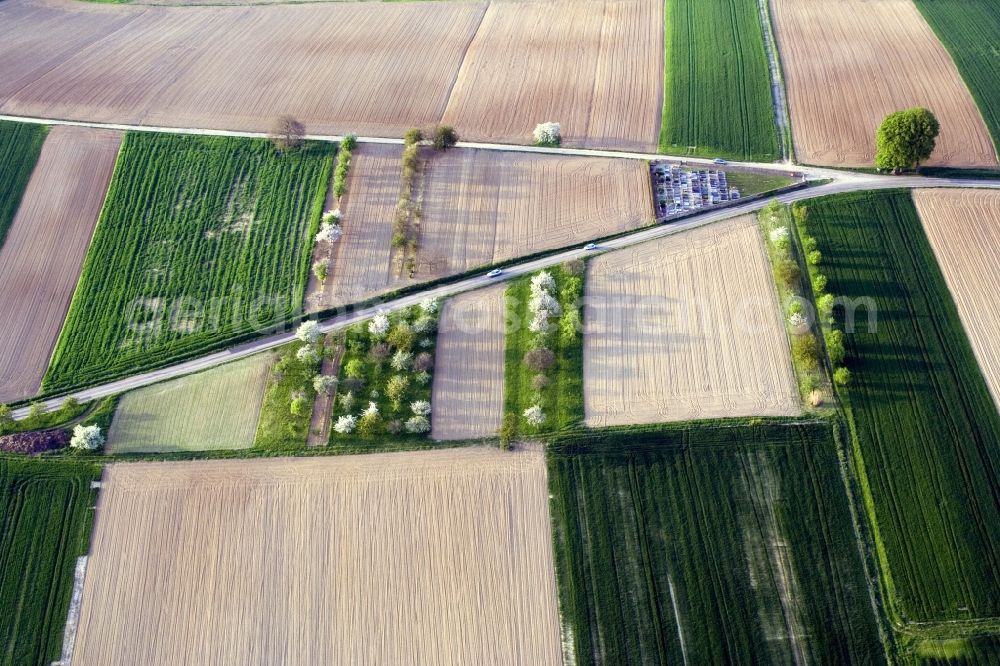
3, 0, 1000, 663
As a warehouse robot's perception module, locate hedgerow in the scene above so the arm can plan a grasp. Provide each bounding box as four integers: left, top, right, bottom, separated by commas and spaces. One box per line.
43, 132, 332, 392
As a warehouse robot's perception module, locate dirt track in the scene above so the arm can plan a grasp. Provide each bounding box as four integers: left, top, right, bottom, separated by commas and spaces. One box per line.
772, 0, 997, 167
583, 215, 800, 426
0, 126, 120, 402
914, 189, 1000, 409
431, 286, 506, 440
71, 448, 561, 666
0, 0, 662, 150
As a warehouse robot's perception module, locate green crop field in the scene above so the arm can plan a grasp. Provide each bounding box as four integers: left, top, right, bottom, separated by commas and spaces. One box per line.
914, 0, 1000, 156
799, 190, 1000, 623
0, 458, 100, 666
44, 133, 332, 392
0, 121, 46, 249
660, 0, 779, 161
107, 354, 272, 453
548, 420, 883, 665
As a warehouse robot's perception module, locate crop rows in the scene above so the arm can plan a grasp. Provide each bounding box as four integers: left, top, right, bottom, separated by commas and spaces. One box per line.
660, 0, 778, 161
0, 459, 100, 666
915, 0, 1000, 157
547, 420, 883, 665
0, 120, 45, 248
44, 133, 332, 392
800, 190, 1000, 622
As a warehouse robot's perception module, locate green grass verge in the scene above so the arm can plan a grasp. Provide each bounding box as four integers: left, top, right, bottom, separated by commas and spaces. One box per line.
253, 341, 320, 451
799, 189, 1000, 623
108, 355, 271, 453
43, 132, 333, 393
0, 121, 46, 249
547, 418, 884, 665
328, 304, 438, 448
913, 0, 1000, 158
502, 264, 584, 438
660, 0, 779, 161
726, 170, 796, 196
0, 458, 100, 666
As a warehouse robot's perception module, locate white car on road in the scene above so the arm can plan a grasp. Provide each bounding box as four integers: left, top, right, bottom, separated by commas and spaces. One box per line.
486, 268, 503, 278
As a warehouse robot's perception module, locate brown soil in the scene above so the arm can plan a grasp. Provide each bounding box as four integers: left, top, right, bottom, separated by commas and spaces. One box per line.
772, 0, 997, 167
583, 215, 801, 426
307, 143, 406, 312
442, 0, 663, 150
71, 447, 562, 666
416, 147, 653, 279
0, 126, 121, 402
913, 188, 1000, 409
1, 0, 663, 150
431, 285, 506, 440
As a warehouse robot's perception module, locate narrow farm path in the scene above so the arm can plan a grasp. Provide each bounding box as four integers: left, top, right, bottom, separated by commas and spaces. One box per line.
757, 0, 792, 162
306, 342, 343, 448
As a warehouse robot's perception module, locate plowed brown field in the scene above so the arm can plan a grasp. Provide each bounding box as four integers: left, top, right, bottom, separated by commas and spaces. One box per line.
431, 286, 505, 440
0, 126, 120, 403
417, 148, 653, 280
442, 0, 662, 150
914, 188, 1000, 409
1, 0, 663, 150
0, 0, 484, 138
71, 448, 561, 666
772, 0, 997, 167
308, 143, 405, 312
583, 215, 800, 426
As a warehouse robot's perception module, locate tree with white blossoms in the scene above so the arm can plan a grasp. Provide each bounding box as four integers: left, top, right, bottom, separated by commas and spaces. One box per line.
413, 315, 436, 334
788, 312, 807, 328
70, 424, 104, 450
411, 400, 431, 417
529, 309, 552, 334
313, 374, 338, 395
533, 122, 561, 146
296, 345, 319, 364
362, 401, 379, 417
419, 297, 439, 314
529, 291, 561, 318
322, 209, 342, 225
296, 320, 321, 344
530, 271, 556, 295
315, 221, 342, 244
369, 313, 390, 337
333, 414, 357, 434
391, 350, 412, 371
769, 226, 789, 245
405, 415, 431, 434
523, 405, 546, 427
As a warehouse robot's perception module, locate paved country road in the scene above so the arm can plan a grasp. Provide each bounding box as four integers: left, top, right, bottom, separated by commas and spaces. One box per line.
3, 112, 998, 418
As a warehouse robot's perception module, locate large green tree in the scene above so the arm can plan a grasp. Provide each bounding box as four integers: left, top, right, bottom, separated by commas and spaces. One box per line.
875, 107, 940, 172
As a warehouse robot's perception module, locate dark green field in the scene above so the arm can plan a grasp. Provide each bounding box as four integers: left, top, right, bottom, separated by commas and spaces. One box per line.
44, 133, 332, 392
914, 0, 1000, 154
0, 459, 100, 666
548, 420, 883, 665
660, 0, 779, 161
799, 190, 1000, 623
0, 121, 46, 248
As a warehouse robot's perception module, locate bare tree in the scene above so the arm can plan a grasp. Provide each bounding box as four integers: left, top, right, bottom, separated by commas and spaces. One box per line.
270, 115, 305, 152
